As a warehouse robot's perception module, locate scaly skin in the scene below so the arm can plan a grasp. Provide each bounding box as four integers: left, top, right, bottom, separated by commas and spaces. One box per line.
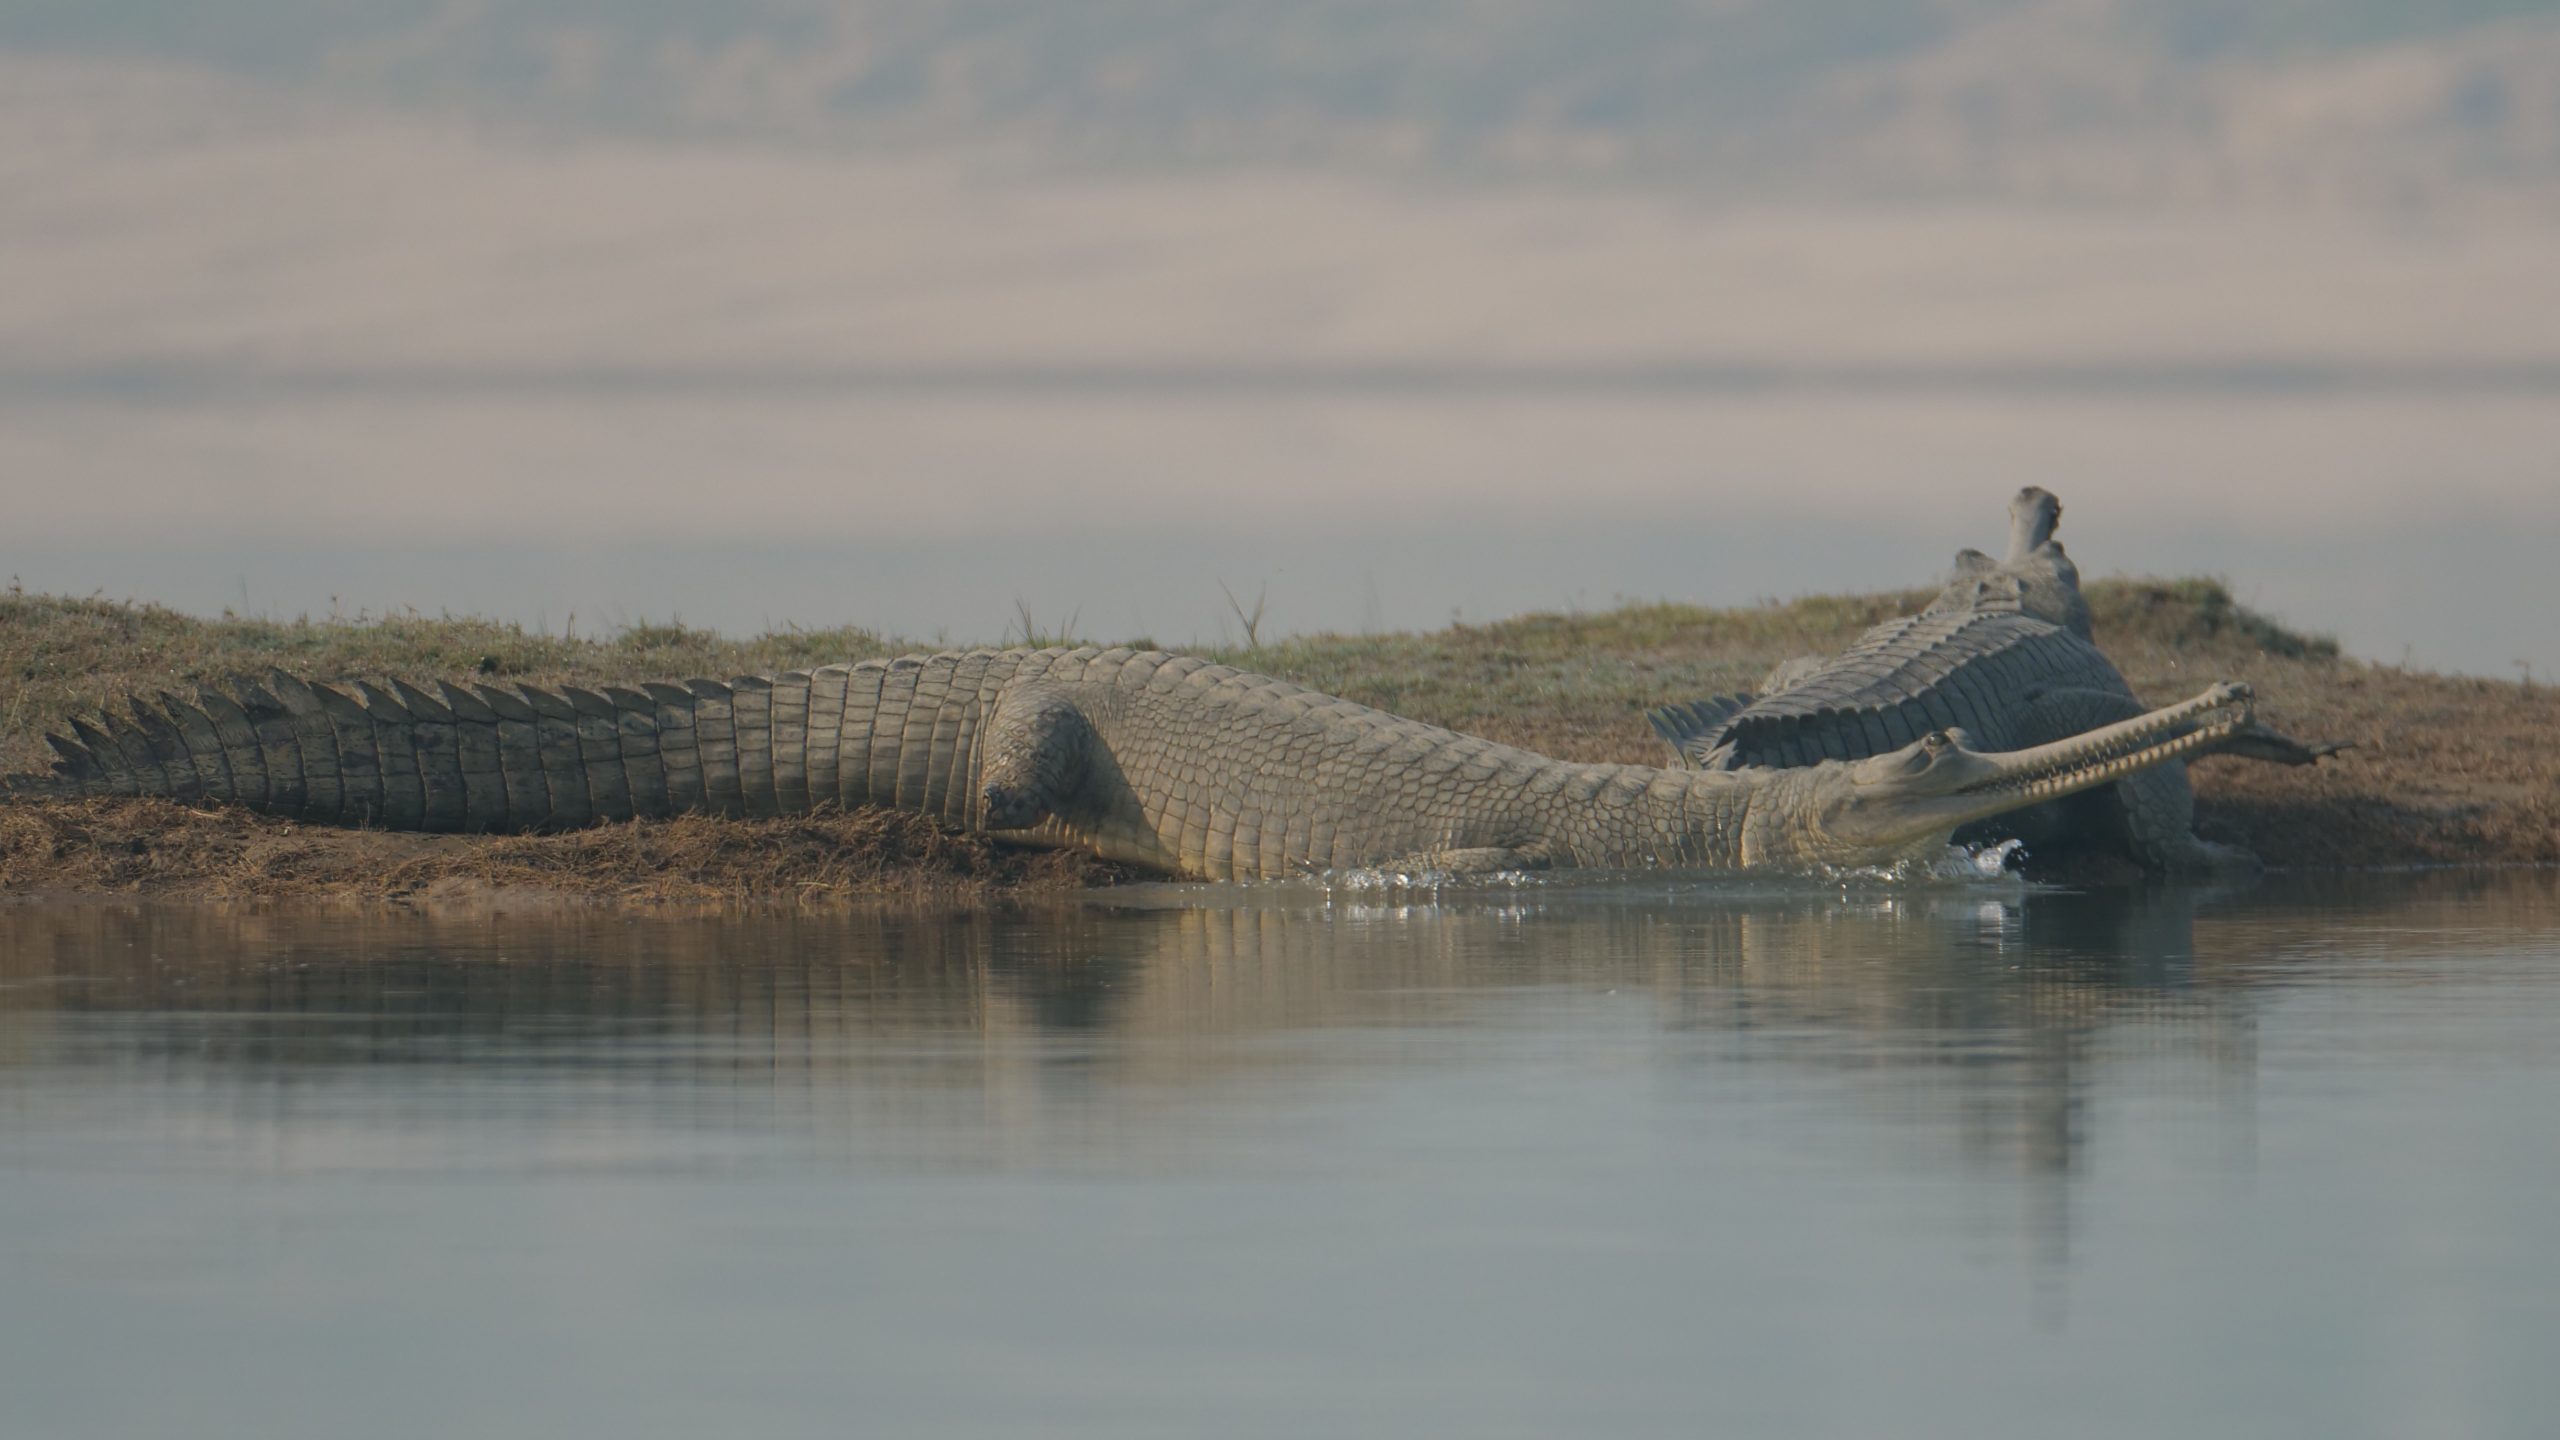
1650, 488, 2335, 872
4, 647, 2255, 881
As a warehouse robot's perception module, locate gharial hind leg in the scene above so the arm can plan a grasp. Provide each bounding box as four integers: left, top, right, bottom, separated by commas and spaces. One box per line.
976, 684, 1093, 830
2107, 763, 2257, 875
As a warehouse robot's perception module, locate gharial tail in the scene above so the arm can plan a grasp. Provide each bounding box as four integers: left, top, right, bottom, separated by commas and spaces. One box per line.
0, 769, 76, 800
4, 656, 1020, 835
6, 670, 748, 832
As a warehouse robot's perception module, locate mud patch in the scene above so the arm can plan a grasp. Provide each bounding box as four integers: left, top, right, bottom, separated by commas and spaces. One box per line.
0, 798, 1115, 906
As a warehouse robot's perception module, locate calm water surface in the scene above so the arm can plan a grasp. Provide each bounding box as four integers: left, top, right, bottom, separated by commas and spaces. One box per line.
4, 873, 2557, 1438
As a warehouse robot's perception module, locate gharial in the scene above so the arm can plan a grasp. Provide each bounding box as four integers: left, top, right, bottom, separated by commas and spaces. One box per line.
0, 646, 2256, 881
1648, 486, 2338, 873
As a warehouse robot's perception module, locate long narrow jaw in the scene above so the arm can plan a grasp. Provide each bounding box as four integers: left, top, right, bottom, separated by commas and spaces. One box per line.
1819, 683, 2255, 860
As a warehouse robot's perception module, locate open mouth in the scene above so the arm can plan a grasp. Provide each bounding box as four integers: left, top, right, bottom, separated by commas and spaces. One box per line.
1960, 683, 2254, 803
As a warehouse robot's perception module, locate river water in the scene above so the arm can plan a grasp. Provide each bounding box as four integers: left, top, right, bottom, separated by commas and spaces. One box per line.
3, 872, 2556, 1438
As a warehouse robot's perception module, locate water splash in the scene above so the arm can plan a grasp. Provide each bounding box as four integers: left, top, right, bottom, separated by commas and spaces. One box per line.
1323, 865, 1546, 895
1806, 839, 2031, 889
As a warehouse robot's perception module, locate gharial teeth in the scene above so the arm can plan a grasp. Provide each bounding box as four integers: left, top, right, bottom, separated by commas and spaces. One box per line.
1989, 717, 2243, 801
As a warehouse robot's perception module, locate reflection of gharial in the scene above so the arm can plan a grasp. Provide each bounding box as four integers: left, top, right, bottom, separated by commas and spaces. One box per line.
3, 649, 2253, 880
1650, 487, 2337, 872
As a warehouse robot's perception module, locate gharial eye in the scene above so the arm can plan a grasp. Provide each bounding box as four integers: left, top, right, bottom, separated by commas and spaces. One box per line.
1923, 731, 1950, 754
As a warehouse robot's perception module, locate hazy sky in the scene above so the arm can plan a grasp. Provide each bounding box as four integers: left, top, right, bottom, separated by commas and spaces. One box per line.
1, 2, 2555, 673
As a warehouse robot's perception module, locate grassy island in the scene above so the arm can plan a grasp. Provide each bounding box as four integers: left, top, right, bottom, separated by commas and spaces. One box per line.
3, 581, 2550, 903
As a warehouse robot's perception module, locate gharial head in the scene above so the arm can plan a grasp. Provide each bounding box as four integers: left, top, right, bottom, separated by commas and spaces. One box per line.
2007, 485, 2063, 561
1751, 683, 2254, 868
1938, 487, 2065, 599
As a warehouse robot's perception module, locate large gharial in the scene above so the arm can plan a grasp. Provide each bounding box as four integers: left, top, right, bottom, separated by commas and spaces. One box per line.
2, 647, 2255, 881
1648, 487, 2336, 873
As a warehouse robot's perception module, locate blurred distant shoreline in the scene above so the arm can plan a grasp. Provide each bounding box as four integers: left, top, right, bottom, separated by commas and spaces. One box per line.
11, 358, 2560, 404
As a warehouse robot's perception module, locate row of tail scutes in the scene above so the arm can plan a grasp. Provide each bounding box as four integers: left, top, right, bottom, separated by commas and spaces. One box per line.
1646, 694, 1751, 756
2, 768, 74, 799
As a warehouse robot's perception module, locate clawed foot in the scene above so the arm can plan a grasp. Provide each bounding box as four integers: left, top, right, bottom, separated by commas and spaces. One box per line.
981, 783, 1046, 830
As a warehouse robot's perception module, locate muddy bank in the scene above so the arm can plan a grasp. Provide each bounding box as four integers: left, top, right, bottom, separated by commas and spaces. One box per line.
0, 798, 1114, 906
3, 581, 2552, 903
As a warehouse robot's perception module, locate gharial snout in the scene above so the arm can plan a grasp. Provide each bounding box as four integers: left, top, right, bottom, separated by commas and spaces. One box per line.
1821, 683, 2255, 857
1943, 682, 2252, 805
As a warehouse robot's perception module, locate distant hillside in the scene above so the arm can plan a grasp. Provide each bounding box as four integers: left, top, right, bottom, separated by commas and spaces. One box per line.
3, 1, 2556, 203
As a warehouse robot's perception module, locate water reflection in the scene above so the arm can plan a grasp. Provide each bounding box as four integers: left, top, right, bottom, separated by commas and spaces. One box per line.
3, 875, 2557, 1438
4, 876, 2548, 1193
